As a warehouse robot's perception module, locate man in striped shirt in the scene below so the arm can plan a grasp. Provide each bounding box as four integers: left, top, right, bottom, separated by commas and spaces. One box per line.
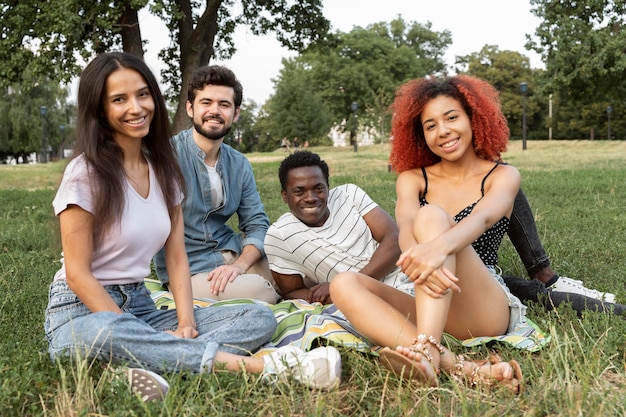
264, 151, 412, 304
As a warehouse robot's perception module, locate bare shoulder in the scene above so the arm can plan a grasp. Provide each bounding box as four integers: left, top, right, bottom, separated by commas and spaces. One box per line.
496, 163, 521, 181
488, 163, 521, 194
396, 168, 424, 185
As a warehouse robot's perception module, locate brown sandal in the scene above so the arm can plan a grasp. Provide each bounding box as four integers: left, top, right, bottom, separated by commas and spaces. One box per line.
379, 334, 445, 387
449, 353, 523, 394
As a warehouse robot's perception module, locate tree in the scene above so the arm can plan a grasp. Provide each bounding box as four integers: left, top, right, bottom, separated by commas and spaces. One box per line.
0, 0, 330, 132
528, 0, 626, 102
0, 1, 145, 89
0, 78, 72, 163
456, 45, 547, 140
526, 1, 626, 139
263, 58, 331, 148
224, 100, 261, 152
264, 17, 452, 144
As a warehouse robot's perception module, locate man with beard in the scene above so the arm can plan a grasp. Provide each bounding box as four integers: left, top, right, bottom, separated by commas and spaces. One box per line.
154, 65, 280, 303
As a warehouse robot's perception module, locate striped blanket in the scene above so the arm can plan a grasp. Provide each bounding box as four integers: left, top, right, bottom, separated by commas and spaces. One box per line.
144, 279, 550, 354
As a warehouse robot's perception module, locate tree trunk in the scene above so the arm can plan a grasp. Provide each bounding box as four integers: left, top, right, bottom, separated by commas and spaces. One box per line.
171, 0, 222, 133
117, 3, 144, 59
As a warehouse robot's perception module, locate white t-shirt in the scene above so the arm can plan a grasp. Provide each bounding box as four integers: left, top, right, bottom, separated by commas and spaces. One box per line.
265, 183, 409, 290
205, 163, 224, 208
52, 154, 182, 285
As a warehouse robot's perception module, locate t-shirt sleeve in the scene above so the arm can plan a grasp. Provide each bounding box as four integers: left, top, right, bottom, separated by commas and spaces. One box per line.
264, 219, 306, 278
52, 156, 96, 216
342, 183, 378, 217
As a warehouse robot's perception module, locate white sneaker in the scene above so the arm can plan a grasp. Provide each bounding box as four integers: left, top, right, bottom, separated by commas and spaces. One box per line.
262, 345, 342, 390
128, 368, 169, 402
549, 276, 616, 303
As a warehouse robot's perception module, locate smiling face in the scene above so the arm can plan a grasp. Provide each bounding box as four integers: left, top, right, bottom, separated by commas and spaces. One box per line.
420, 95, 473, 161
282, 166, 330, 227
103, 68, 154, 145
187, 84, 240, 141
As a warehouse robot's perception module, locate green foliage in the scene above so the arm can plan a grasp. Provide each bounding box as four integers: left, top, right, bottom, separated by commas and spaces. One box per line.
529, 0, 626, 99
224, 100, 262, 152
150, 0, 331, 131
1, 141, 626, 415
263, 58, 332, 147
263, 17, 452, 144
0, 78, 73, 162
527, 0, 626, 139
0, 1, 330, 132
456, 46, 547, 140
0, 0, 142, 88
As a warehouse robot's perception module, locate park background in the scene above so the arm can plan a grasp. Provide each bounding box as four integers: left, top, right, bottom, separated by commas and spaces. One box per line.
2, 1, 626, 163
1, 1, 625, 415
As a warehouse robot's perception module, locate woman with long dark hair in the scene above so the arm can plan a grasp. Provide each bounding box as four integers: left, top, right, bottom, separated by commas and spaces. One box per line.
45, 52, 341, 401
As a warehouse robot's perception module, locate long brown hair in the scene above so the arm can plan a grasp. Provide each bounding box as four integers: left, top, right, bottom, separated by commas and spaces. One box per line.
71, 52, 184, 247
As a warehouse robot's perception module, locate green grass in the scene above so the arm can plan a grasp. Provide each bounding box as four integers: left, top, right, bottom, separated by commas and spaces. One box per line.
1, 140, 625, 416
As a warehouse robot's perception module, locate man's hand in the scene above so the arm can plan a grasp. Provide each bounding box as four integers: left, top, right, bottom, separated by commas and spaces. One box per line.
205, 264, 246, 295
307, 282, 332, 304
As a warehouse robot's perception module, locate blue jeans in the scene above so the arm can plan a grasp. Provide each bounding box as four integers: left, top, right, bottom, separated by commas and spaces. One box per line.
507, 189, 550, 277
44, 280, 277, 374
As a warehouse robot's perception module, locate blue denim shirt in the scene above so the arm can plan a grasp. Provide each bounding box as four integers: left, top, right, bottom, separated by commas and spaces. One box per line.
154, 128, 269, 284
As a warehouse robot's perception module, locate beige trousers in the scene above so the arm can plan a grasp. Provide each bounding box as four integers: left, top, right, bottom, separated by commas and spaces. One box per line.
190, 251, 280, 303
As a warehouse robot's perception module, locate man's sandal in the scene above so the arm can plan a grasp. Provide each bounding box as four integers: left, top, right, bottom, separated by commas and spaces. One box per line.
379, 334, 445, 387
448, 353, 523, 394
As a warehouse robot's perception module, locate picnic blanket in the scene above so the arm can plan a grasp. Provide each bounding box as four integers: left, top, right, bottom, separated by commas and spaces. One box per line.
144, 278, 550, 354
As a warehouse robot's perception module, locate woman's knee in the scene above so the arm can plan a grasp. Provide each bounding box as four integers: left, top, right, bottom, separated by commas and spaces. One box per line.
199, 303, 277, 339
330, 272, 364, 305
240, 304, 277, 341
414, 204, 454, 240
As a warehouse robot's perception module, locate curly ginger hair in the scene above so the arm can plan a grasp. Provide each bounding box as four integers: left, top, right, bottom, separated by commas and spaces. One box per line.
389, 75, 510, 173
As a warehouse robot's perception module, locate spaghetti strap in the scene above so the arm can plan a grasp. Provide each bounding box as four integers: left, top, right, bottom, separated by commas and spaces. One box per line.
421, 167, 429, 197
480, 162, 504, 197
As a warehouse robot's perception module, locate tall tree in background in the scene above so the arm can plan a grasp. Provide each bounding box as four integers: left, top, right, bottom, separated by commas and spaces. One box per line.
528, 0, 626, 138
0, 78, 71, 162
264, 17, 451, 145
0, 0, 146, 87
529, 0, 626, 99
0, 0, 330, 132
264, 58, 331, 146
456, 45, 546, 139
224, 100, 261, 152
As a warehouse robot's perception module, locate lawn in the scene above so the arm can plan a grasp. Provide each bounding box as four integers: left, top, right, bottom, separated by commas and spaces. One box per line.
0, 140, 624, 416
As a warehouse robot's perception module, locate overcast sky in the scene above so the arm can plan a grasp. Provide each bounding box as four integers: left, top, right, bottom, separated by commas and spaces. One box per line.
138, 0, 543, 104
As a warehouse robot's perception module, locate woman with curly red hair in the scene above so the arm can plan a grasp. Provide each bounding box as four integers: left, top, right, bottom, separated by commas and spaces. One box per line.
389, 75, 510, 171
330, 75, 525, 391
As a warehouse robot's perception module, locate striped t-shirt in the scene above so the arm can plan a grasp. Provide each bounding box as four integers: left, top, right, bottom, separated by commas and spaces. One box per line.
265, 183, 409, 290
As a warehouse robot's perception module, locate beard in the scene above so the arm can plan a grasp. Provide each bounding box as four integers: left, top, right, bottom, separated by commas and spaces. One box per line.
193, 118, 232, 141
